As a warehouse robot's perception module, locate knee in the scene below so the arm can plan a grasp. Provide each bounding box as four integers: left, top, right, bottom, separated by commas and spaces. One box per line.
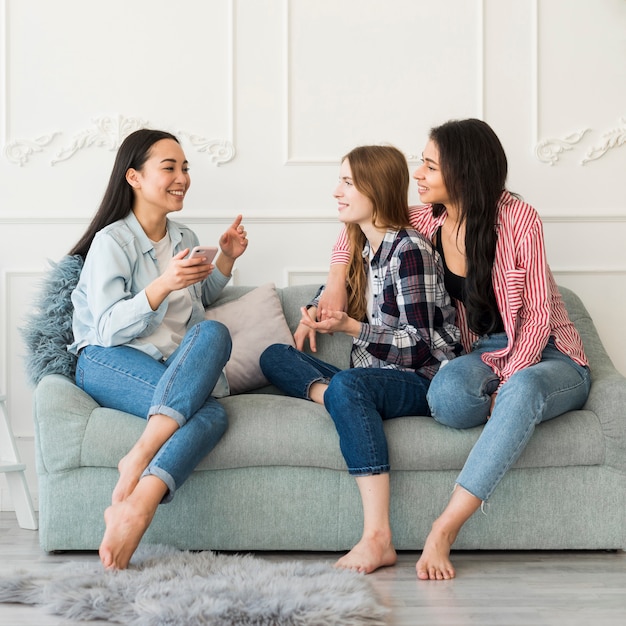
198, 320, 232, 356
324, 370, 365, 410
210, 403, 229, 436
259, 343, 292, 375
427, 371, 489, 429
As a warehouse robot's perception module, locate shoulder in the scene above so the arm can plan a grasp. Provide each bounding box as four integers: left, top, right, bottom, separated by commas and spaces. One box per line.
396, 227, 434, 253
167, 219, 198, 246
497, 192, 541, 231
93, 218, 135, 250
408, 204, 440, 238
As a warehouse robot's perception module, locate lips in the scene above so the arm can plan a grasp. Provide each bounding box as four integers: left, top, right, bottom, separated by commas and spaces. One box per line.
168, 190, 185, 197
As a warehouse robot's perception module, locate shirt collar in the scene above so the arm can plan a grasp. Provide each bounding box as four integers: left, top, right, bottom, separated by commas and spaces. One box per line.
362, 228, 402, 265
123, 212, 184, 254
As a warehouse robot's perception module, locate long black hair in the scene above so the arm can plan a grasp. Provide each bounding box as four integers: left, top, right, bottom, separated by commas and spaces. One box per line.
69, 129, 179, 259
429, 119, 508, 335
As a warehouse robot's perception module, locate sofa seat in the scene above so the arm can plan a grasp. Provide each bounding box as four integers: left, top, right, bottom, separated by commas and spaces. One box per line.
33, 285, 626, 554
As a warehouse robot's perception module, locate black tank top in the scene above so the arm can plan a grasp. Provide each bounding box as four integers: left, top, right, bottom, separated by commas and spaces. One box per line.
434, 227, 504, 334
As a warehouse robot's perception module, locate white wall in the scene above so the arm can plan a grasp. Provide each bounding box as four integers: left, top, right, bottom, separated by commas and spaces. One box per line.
1, 0, 625, 511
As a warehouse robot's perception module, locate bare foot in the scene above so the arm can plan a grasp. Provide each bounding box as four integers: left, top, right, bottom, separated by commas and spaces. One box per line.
335, 534, 397, 574
416, 528, 456, 580
99, 498, 156, 570
111, 450, 151, 504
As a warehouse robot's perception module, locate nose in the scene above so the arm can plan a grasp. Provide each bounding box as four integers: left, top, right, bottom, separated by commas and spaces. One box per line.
412, 164, 424, 180
333, 181, 343, 198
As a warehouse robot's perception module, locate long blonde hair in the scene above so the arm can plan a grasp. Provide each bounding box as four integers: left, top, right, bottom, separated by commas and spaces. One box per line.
343, 145, 410, 321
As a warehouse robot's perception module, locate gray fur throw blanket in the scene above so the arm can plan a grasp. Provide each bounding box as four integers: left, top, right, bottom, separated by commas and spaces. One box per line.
19, 254, 83, 386
0, 545, 390, 625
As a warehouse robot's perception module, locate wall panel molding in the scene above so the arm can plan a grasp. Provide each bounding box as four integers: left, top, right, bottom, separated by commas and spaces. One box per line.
284, 268, 329, 287
283, 0, 485, 165
2, 214, 626, 227
532, 0, 626, 166
1, 0, 237, 167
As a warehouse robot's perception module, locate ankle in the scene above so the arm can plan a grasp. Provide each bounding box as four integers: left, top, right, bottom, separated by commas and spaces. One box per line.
362, 527, 393, 546
429, 518, 458, 546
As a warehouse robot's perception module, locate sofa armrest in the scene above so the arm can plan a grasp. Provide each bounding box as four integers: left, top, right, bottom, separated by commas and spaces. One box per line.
558, 286, 626, 474
583, 369, 626, 474
33, 374, 99, 474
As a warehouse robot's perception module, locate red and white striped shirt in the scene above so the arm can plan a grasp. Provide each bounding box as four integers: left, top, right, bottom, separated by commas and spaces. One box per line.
331, 191, 588, 388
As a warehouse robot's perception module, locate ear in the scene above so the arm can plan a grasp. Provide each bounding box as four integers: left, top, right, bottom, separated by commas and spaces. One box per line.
126, 168, 140, 189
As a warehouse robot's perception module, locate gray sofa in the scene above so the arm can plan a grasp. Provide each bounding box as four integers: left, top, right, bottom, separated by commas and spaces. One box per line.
33, 284, 626, 553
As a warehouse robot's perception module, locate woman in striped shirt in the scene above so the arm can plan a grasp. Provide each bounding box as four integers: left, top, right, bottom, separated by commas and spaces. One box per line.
325, 119, 591, 580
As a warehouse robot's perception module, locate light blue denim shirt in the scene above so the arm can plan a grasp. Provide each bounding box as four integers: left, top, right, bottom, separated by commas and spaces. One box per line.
69, 212, 231, 394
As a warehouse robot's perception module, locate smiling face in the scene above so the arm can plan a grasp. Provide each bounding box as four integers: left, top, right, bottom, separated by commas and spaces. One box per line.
333, 158, 374, 227
126, 138, 190, 217
412, 139, 451, 207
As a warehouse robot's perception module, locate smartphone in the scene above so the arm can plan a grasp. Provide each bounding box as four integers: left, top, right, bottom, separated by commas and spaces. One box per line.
188, 246, 218, 265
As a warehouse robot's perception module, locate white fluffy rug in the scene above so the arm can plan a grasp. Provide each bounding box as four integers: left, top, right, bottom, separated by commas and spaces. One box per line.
0, 545, 390, 625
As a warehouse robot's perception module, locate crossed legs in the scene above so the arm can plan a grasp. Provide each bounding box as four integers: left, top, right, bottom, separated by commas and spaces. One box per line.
99, 413, 176, 569
77, 321, 232, 569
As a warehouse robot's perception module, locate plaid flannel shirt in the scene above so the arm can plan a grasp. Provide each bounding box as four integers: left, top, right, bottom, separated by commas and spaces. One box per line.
313, 228, 462, 380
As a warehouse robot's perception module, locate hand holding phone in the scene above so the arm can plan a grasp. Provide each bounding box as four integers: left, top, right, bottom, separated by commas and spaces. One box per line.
188, 246, 218, 265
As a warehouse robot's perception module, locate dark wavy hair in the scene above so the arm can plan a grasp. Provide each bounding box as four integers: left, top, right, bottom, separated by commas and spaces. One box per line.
69, 129, 179, 259
343, 145, 410, 320
429, 119, 507, 335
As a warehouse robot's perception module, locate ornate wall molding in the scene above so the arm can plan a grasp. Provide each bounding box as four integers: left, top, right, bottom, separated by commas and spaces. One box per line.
531, 1, 625, 166
3, 133, 60, 167
3, 117, 236, 167
581, 118, 626, 165
535, 129, 590, 165
535, 119, 626, 166
1, 0, 236, 167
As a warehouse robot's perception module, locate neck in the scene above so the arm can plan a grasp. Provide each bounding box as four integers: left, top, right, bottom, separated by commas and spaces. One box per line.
443, 202, 461, 225
133, 207, 167, 242
360, 222, 386, 253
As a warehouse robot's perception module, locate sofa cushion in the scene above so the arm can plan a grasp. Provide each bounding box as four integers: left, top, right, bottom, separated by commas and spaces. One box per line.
204, 283, 295, 393
74, 393, 605, 474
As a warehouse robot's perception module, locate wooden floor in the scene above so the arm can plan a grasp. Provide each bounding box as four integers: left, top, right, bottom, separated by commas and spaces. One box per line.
1, 512, 625, 625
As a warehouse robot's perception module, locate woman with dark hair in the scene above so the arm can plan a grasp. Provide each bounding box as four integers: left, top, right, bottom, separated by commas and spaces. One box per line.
324, 119, 591, 579
68, 128, 248, 569
260, 145, 462, 574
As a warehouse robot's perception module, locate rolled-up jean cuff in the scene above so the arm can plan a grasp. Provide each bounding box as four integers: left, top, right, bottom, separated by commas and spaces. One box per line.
141, 465, 176, 504
148, 404, 186, 427
348, 465, 390, 477
305, 377, 331, 400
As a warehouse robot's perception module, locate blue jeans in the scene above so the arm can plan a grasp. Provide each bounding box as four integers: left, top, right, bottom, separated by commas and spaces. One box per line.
260, 344, 431, 475
75, 320, 232, 502
427, 333, 592, 501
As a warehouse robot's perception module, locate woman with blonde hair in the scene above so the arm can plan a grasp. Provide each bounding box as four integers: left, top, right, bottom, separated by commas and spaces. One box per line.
260, 145, 462, 574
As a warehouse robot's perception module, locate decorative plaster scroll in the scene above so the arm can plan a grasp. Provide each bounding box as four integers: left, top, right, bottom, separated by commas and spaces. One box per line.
51, 116, 147, 165
535, 129, 590, 165
2, 116, 236, 166
3, 133, 60, 167
177, 132, 236, 165
581, 118, 626, 165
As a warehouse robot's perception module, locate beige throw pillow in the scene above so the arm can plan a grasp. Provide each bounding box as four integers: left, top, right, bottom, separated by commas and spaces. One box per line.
204, 283, 295, 394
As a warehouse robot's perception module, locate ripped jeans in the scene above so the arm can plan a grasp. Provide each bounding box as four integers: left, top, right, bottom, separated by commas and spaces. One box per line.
426, 334, 591, 502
